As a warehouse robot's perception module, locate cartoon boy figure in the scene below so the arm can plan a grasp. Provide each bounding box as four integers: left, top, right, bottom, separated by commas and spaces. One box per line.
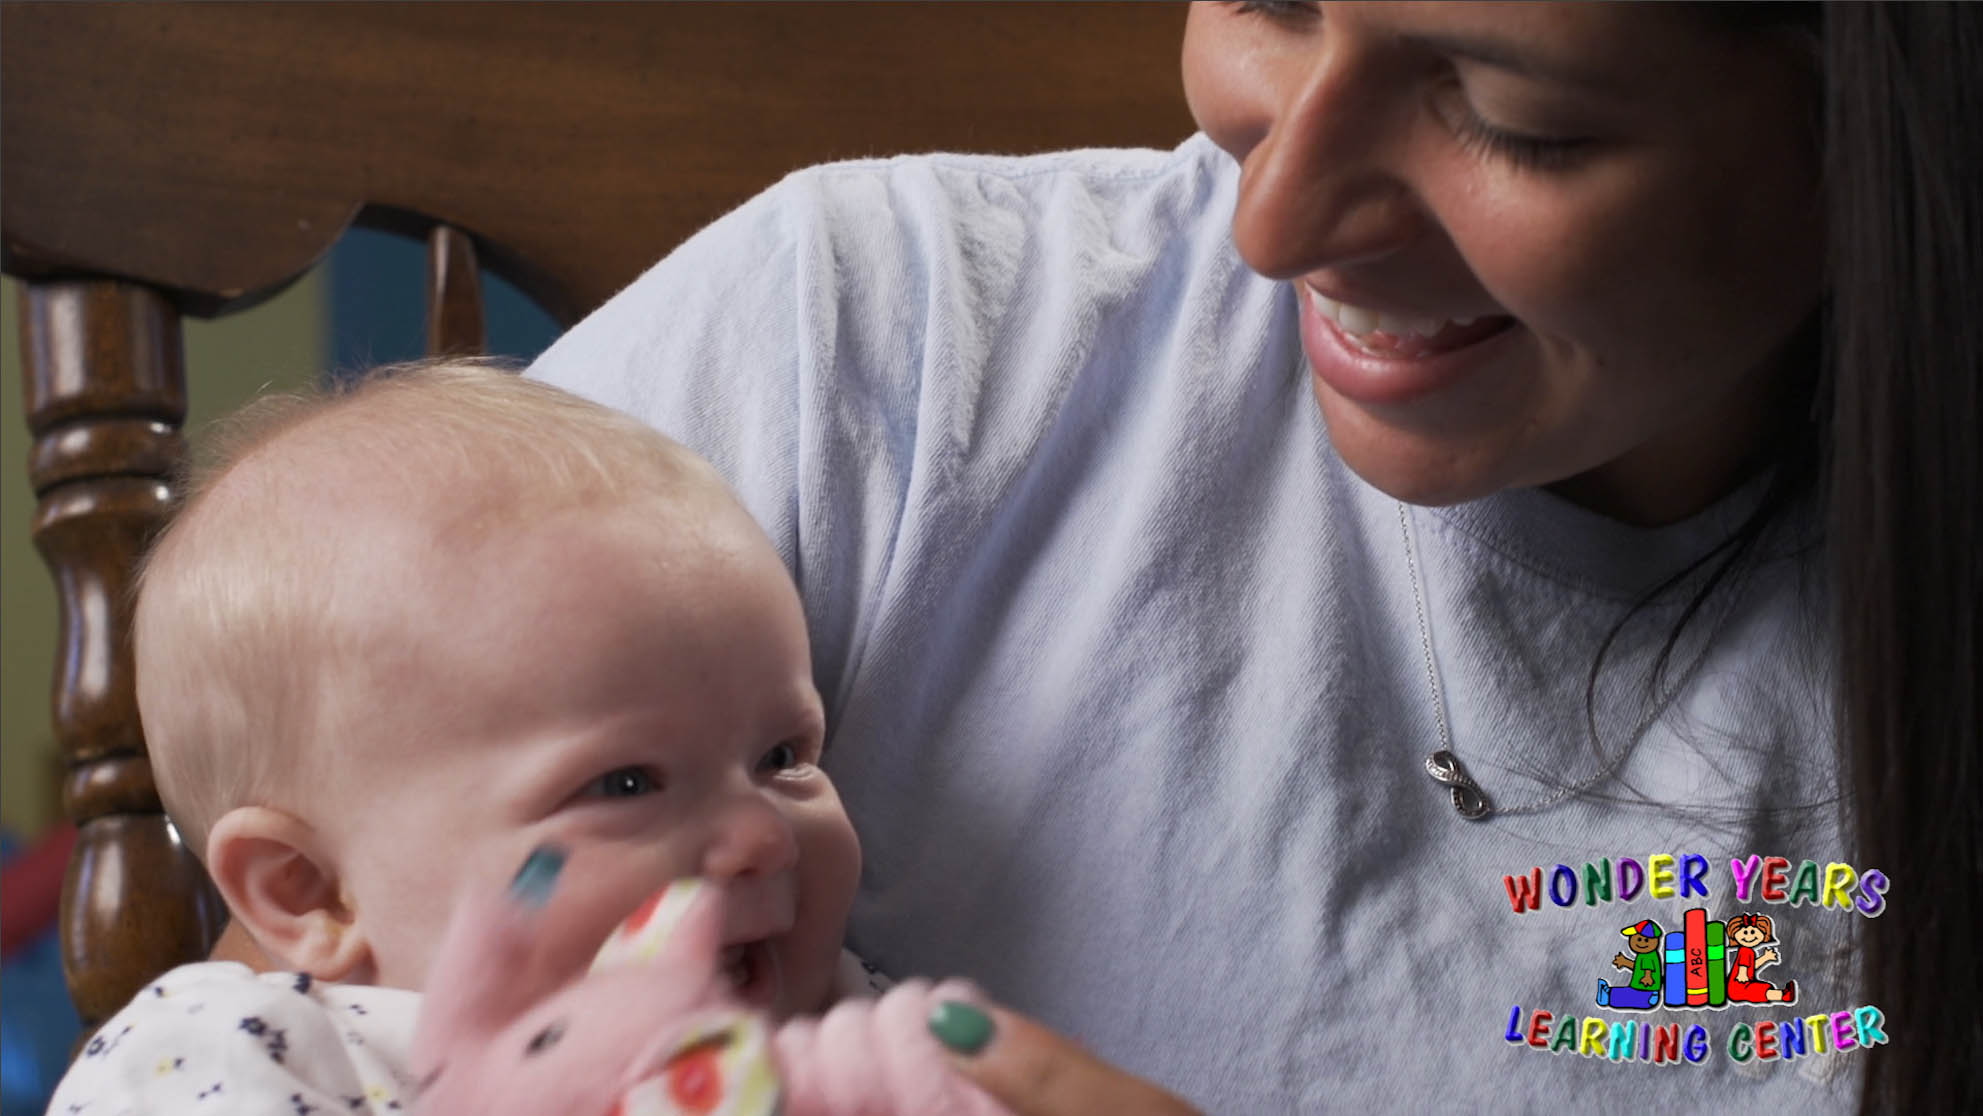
1596, 919, 1663, 1010
1725, 913, 1797, 1004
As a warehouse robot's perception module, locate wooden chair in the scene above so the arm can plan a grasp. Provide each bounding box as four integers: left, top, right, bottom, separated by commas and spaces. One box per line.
1, 1, 1195, 1030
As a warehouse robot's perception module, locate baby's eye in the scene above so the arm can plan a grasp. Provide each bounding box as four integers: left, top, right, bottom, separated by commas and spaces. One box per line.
583, 766, 662, 798
756, 741, 803, 774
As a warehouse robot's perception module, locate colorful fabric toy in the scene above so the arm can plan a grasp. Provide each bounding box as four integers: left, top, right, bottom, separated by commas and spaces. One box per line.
411, 876, 1008, 1116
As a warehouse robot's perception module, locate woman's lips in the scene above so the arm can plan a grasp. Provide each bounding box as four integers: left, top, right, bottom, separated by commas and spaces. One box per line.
1298, 285, 1519, 406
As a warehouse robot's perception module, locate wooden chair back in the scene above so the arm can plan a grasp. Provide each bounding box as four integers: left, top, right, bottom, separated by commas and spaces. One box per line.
2, 1, 1194, 1028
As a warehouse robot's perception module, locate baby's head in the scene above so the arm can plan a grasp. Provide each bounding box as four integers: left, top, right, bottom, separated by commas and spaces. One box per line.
135, 361, 859, 1014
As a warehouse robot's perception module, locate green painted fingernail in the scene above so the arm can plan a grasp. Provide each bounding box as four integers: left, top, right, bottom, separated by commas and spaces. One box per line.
510, 845, 566, 908
929, 1000, 994, 1055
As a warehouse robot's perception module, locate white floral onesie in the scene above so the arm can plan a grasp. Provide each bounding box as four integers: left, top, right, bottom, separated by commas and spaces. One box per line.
46, 953, 890, 1114
46, 962, 420, 1115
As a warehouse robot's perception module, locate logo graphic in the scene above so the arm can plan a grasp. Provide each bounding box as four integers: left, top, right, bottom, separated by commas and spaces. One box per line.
1498, 853, 1892, 1067
1595, 908, 1795, 1011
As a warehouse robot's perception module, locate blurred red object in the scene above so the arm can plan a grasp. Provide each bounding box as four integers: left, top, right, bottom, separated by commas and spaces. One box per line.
2, 821, 77, 960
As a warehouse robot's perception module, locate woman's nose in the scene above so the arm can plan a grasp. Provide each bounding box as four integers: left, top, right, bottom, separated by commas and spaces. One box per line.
700, 791, 799, 880
1228, 39, 1423, 280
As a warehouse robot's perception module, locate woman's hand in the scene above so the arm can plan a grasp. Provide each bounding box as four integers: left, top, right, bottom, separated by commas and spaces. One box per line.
931, 1000, 1202, 1116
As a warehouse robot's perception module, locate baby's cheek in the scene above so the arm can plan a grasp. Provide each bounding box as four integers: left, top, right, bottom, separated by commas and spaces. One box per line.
369, 886, 465, 990
803, 807, 863, 907
536, 872, 663, 978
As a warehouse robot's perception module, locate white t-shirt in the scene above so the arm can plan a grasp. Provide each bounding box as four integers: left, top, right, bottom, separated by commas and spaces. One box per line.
533, 135, 1860, 1111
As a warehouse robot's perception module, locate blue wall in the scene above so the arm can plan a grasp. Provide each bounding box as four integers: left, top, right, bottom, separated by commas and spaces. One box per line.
327, 227, 562, 380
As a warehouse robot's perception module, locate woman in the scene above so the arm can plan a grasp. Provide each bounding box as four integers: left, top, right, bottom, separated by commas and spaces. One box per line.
528, 3, 1977, 1111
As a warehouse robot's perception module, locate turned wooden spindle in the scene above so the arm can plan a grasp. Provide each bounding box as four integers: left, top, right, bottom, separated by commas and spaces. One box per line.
20, 280, 225, 1028
427, 224, 486, 356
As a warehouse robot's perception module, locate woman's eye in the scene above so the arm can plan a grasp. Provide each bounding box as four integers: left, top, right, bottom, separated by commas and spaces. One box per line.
583, 766, 661, 798
1431, 83, 1595, 174
1231, 0, 1319, 24
757, 741, 803, 774
1450, 106, 1591, 172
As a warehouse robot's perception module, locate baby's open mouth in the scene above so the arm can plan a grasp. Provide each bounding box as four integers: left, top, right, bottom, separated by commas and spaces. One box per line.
719, 939, 780, 1007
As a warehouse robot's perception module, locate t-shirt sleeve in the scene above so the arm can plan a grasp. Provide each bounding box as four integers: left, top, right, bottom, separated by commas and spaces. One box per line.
525, 166, 939, 715
526, 179, 815, 557
45, 966, 414, 1115
526, 148, 1200, 726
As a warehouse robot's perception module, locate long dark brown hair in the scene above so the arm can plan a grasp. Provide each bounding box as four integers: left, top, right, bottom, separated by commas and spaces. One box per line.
1824, 4, 1981, 1111
1590, 6, 1978, 1109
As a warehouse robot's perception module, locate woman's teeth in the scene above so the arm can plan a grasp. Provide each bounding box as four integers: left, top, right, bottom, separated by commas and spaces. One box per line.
1312, 290, 1475, 339
1306, 287, 1503, 356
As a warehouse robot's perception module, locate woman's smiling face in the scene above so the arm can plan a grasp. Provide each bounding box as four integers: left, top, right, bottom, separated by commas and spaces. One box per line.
1184, 2, 1823, 524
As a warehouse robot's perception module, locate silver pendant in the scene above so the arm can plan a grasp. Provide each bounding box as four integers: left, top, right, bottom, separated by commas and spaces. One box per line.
1424, 750, 1492, 820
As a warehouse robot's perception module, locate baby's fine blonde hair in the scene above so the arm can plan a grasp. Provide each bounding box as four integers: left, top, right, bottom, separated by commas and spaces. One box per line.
134, 359, 732, 857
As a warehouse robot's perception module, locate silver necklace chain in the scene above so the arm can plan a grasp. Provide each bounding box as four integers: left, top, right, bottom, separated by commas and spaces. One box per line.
1396, 502, 1718, 821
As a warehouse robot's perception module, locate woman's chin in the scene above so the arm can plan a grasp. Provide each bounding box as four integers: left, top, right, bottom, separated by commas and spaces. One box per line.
1311, 387, 1513, 509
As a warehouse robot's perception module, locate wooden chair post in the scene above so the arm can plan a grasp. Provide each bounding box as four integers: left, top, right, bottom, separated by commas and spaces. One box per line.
19, 279, 223, 1027
426, 225, 486, 356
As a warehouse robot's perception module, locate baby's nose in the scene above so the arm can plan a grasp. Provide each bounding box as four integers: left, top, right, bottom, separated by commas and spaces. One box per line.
701, 793, 798, 880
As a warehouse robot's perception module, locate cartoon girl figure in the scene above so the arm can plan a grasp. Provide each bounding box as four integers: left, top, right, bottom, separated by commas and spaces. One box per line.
1726, 913, 1797, 1004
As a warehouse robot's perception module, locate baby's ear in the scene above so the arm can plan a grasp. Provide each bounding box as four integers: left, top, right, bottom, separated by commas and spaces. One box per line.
205, 806, 371, 981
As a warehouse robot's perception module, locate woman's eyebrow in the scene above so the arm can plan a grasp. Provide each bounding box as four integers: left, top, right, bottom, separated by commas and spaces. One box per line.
1397, 28, 1629, 94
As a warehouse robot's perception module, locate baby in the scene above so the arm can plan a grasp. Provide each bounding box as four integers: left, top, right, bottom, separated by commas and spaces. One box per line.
48, 362, 987, 1114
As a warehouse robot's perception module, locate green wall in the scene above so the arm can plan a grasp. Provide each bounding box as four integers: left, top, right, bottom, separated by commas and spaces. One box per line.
1, 274, 326, 835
